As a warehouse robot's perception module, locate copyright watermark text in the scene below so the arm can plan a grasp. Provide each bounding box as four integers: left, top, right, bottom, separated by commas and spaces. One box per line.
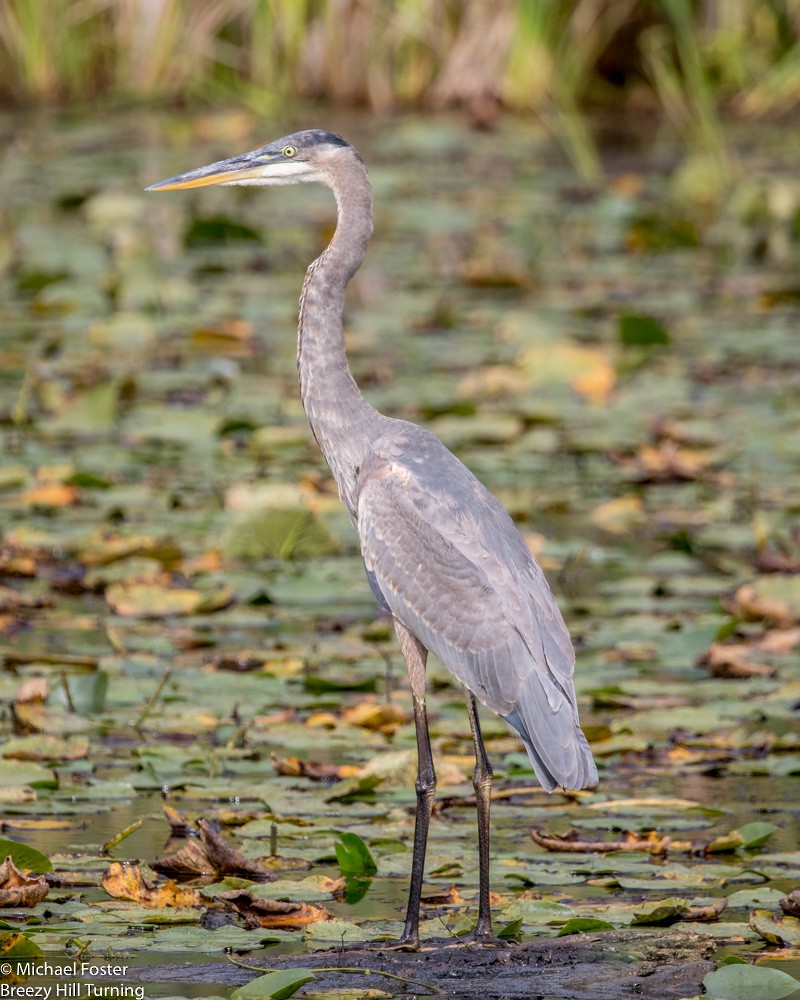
0, 963, 143, 1000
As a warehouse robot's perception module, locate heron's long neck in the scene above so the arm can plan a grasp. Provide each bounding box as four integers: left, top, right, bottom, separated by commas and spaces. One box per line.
298, 158, 379, 515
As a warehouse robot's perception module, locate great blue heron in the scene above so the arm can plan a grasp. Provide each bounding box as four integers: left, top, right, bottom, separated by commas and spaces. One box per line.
148, 130, 598, 947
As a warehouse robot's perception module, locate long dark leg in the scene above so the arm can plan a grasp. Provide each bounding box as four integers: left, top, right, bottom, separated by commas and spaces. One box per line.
465, 689, 493, 940
394, 619, 433, 948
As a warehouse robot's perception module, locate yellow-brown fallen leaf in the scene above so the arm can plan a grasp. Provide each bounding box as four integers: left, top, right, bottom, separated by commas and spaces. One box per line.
1, 817, 77, 832
0, 857, 48, 907
519, 343, 615, 405
270, 753, 359, 781
698, 642, 778, 679
105, 582, 203, 618
1, 735, 90, 761
340, 702, 411, 733
218, 889, 329, 929
615, 441, 725, 484
422, 885, 465, 906
304, 710, 338, 729
101, 862, 202, 908
18, 483, 79, 507
589, 495, 645, 535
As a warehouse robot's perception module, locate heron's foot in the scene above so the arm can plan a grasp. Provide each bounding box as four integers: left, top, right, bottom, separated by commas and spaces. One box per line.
335, 934, 420, 953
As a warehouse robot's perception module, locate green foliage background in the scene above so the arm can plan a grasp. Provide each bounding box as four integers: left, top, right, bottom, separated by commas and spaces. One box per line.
3, 0, 800, 175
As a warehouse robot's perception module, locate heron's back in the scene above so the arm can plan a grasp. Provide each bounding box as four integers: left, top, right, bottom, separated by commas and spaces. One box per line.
355, 419, 597, 791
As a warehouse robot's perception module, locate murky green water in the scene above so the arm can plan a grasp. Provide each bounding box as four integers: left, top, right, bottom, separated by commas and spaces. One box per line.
1, 109, 800, 996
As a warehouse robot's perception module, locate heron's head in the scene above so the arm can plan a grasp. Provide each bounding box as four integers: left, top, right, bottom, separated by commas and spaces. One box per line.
146, 130, 356, 192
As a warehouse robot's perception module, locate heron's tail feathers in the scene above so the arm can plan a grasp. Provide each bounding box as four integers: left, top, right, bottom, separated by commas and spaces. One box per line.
504, 704, 598, 793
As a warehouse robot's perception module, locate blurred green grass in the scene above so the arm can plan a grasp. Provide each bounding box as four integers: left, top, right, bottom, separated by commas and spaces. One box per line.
4, 1, 800, 177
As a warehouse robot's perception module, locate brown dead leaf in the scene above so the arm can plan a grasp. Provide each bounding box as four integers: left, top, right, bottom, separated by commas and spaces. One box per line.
781, 889, 800, 918
729, 579, 799, 627
422, 885, 465, 906
191, 318, 254, 355
681, 898, 728, 922
698, 642, 778, 679
101, 862, 203, 907
218, 889, 329, 929
0, 857, 48, 907
757, 627, 800, 654
270, 754, 359, 781
0, 587, 51, 613
152, 819, 275, 881
615, 441, 725, 484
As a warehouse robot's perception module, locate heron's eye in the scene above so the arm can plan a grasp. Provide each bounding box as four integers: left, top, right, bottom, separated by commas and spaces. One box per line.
282, 145, 298, 158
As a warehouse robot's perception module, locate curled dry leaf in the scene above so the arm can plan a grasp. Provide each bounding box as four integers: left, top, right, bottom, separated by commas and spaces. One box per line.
780, 889, 800, 918
270, 753, 359, 781
730, 577, 800, 627
101, 862, 203, 908
152, 819, 275, 881
218, 889, 330, 929
682, 897, 728, 922
0, 857, 48, 907
697, 642, 778, 679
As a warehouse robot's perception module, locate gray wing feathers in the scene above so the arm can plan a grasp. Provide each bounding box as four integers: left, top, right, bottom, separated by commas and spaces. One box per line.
357, 440, 597, 792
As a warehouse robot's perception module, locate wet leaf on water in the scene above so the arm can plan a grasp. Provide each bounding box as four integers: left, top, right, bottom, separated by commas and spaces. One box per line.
224, 507, 338, 560
618, 313, 671, 346
496, 918, 523, 940
0, 840, 52, 874
185, 217, 262, 246
703, 963, 800, 1000
325, 774, 384, 803
749, 909, 800, 947
0, 931, 45, 960
556, 917, 615, 935
519, 343, 616, 404
631, 897, 690, 925
0, 761, 57, 791
231, 970, 315, 1000
333, 833, 378, 876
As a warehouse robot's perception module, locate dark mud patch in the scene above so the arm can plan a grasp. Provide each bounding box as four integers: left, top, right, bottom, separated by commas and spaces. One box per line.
132, 928, 715, 999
